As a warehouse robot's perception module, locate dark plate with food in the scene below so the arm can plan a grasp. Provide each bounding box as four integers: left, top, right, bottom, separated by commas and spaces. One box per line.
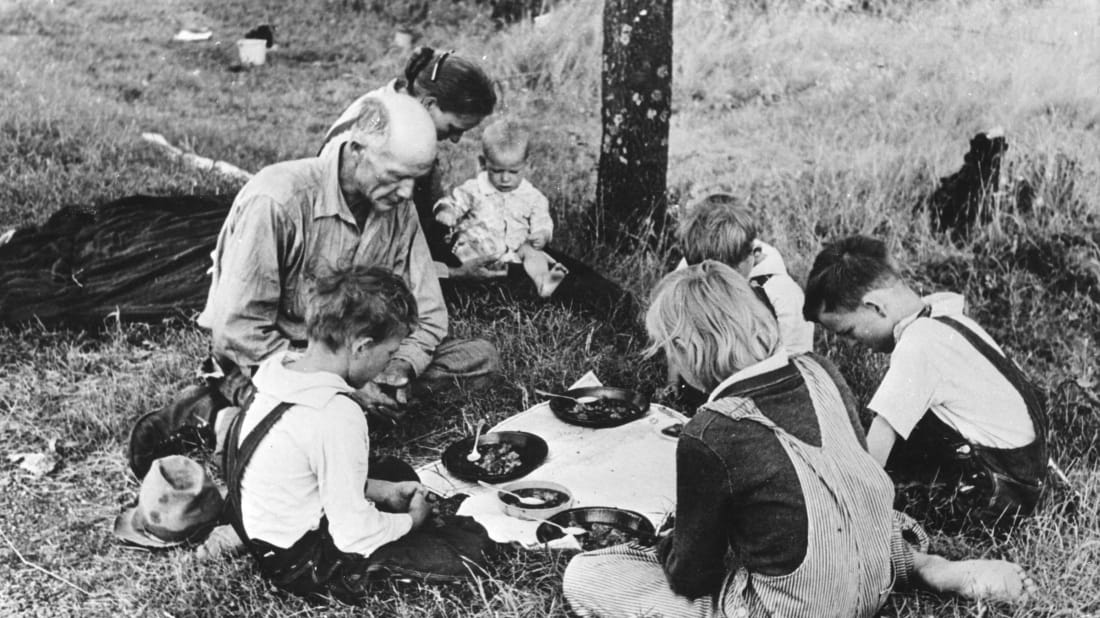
441, 431, 549, 483
548, 387, 650, 428
535, 507, 657, 551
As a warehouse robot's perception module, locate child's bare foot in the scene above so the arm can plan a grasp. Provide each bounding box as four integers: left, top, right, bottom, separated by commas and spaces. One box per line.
538, 262, 569, 298
915, 554, 1035, 604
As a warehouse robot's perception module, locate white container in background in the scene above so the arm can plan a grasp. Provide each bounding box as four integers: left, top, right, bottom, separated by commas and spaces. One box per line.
236, 38, 267, 66
393, 30, 413, 50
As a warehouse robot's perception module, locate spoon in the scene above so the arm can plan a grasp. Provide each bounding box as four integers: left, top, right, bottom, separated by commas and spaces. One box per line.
534, 389, 598, 404
532, 517, 589, 537
477, 480, 546, 506
466, 420, 485, 462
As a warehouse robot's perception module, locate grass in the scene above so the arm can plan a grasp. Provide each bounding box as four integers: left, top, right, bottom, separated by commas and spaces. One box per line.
1, 0, 1099, 615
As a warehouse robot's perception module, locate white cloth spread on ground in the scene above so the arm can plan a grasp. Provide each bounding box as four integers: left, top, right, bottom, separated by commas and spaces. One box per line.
417, 375, 686, 547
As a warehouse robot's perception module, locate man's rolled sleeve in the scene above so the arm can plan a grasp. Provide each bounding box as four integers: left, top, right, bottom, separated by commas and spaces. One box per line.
392, 224, 447, 375
206, 196, 293, 368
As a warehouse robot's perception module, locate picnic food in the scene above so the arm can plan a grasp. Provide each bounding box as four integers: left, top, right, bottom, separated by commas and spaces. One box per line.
498, 487, 570, 509
579, 522, 640, 550
474, 442, 523, 476
569, 398, 636, 423
497, 480, 575, 520
442, 431, 549, 483
548, 387, 649, 428
536, 507, 656, 548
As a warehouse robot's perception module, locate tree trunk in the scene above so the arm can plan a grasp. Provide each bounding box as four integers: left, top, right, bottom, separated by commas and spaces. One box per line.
597, 0, 672, 250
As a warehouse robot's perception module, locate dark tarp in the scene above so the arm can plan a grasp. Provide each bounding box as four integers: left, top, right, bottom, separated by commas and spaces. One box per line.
0, 195, 232, 328
0, 192, 641, 331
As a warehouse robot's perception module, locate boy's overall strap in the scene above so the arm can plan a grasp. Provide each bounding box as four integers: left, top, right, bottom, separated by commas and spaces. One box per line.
748, 279, 778, 319
932, 316, 1048, 439
224, 400, 295, 558
700, 396, 763, 424
224, 392, 359, 553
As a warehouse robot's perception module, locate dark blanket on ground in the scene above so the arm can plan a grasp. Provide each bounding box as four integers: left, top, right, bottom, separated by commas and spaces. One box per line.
0, 195, 232, 327
1, 193, 639, 330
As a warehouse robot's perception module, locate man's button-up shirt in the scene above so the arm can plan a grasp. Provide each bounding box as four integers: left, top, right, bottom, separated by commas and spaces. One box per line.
197, 145, 447, 374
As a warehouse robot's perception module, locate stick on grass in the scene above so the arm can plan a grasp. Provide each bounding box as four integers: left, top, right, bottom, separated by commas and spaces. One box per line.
0, 525, 96, 597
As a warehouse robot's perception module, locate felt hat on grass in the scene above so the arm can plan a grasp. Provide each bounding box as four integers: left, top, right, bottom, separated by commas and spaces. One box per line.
114, 455, 223, 549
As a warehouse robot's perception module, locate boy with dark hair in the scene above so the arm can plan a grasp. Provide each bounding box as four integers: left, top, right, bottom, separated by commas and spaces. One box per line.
223, 264, 495, 602
803, 235, 1048, 528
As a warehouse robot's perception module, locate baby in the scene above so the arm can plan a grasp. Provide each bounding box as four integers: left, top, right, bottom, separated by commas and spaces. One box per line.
434, 119, 567, 297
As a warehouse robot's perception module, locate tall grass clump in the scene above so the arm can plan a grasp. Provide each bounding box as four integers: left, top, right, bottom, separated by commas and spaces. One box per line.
478, 0, 603, 100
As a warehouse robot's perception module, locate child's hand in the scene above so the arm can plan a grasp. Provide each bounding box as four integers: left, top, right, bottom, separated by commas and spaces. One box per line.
384, 481, 422, 512
435, 209, 457, 227
372, 359, 413, 406
408, 487, 432, 529
366, 479, 418, 512
349, 384, 405, 428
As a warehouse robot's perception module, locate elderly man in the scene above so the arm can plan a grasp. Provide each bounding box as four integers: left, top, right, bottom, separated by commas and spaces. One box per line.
129, 92, 499, 478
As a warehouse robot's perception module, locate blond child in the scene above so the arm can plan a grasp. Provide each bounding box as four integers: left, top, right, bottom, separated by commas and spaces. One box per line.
434, 119, 567, 297
563, 262, 1034, 617
665, 193, 816, 404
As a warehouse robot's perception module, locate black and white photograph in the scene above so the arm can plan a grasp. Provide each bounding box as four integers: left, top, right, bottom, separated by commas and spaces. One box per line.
1, 0, 1097, 615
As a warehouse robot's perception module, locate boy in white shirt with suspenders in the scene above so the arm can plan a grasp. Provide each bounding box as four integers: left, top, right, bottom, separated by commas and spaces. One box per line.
803, 235, 1048, 530
223, 265, 496, 602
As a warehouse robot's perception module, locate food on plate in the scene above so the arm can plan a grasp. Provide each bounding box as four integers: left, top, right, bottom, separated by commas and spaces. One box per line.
536, 507, 656, 548
475, 442, 523, 476
443, 431, 548, 482
548, 388, 649, 428
569, 398, 637, 423
578, 522, 642, 550
498, 487, 570, 509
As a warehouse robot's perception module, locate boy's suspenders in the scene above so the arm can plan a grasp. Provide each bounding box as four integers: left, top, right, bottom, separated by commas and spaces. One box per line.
932, 316, 1049, 449
223, 393, 360, 568
223, 401, 295, 563
748, 277, 778, 319
930, 316, 1048, 516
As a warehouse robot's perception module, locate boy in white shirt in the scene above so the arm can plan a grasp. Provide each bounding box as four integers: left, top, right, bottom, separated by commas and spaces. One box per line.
803, 235, 1048, 530
434, 118, 567, 297
223, 265, 494, 602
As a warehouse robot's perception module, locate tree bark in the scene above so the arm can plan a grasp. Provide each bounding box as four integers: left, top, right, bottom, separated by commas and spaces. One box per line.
597, 0, 672, 250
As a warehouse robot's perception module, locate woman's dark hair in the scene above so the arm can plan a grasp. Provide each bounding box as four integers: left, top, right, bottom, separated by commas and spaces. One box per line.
402, 46, 497, 117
